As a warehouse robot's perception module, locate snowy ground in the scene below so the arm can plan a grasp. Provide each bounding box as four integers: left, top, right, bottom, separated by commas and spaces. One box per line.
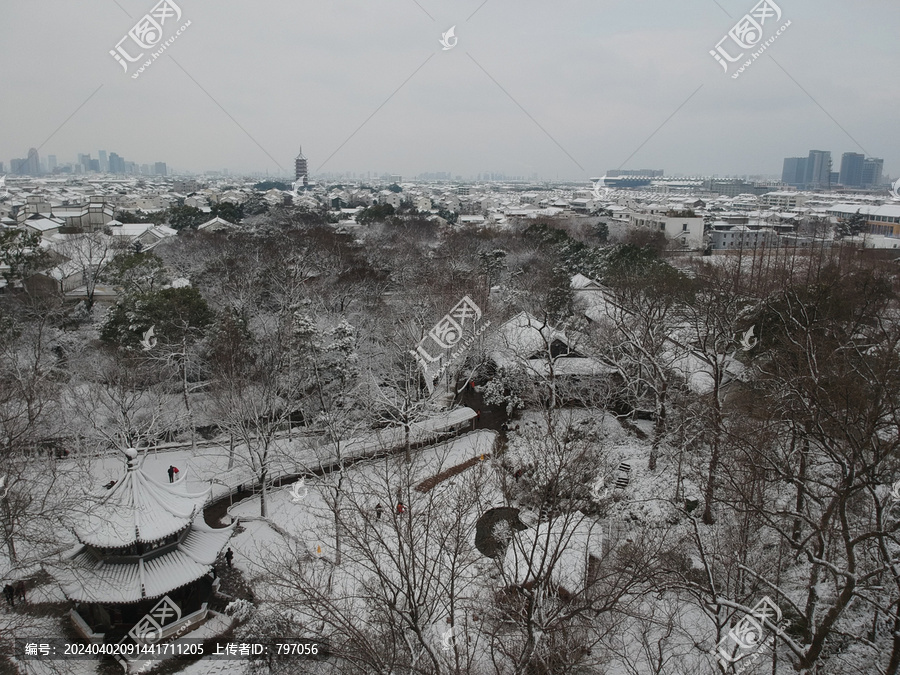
228, 430, 499, 577
3, 404, 723, 674
1, 410, 479, 674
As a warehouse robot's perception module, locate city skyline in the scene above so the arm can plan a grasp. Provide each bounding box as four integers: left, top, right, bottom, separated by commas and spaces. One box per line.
0, 0, 896, 180
6, 143, 894, 188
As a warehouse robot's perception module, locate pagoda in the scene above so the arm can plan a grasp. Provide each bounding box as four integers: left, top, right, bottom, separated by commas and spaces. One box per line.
47, 448, 235, 645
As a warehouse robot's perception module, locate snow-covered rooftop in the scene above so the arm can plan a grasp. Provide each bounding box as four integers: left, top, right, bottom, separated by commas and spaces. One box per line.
74, 448, 212, 548
52, 520, 234, 604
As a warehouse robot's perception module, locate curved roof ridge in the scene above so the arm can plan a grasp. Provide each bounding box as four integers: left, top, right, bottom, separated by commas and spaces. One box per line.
73, 450, 213, 548
134, 470, 202, 521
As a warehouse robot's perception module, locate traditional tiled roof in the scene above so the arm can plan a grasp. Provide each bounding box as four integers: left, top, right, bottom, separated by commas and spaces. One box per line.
51, 520, 235, 604
75, 448, 212, 548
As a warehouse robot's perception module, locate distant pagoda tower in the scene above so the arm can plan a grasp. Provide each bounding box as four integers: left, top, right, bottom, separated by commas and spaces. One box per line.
294, 147, 308, 189
47, 448, 235, 648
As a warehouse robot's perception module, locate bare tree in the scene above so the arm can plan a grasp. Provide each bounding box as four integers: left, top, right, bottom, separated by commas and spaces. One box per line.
249, 441, 496, 675
209, 311, 308, 518
589, 254, 692, 469
55, 231, 117, 309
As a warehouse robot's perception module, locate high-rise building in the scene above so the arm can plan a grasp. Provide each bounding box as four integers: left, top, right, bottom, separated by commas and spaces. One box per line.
154, 162, 167, 176
0, 162, 4, 174
89, 159, 100, 172
862, 158, 884, 187
10, 158, 26, 175
23, 148, 41, 175
804, 150, 831, 188
781, 157, 807, 186
98, 150, 108, 173
839, 152, 865, 187
78, 153, 91, 171
295, 147, 308, 187
109, 152, 125, 174
48, 155, 58, 172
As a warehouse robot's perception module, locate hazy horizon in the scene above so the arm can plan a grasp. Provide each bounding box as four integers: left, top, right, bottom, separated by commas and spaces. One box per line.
2, 0, 897, 180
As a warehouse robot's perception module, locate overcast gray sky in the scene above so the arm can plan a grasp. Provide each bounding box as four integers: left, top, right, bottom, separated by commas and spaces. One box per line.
1, 0, 897, 180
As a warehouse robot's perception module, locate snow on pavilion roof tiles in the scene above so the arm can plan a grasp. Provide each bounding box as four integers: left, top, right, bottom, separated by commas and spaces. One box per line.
76, 448, 212, 548
51, 521, 235, 604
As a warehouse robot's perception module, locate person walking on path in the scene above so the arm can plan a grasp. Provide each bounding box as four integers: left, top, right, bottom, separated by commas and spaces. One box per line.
396, 501, 405, 515
225, 548, 234, 568
375, 503, 383, 520
13, 581, 25, 604
3, 584, 14, 608
167, 466, 179, 483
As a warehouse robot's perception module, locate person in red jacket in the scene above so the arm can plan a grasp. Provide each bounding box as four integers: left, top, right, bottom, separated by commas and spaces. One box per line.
396, 501, 405, 515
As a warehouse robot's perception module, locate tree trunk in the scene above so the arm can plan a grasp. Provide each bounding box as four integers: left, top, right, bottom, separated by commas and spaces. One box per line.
1, 497, 17, 564
259, 468, 268, 518
792, 430, 808, 543
702, 364, 724, 524
404, 421, 411, 463
702, 427, 720, 525
333, 468, 344, 566
181, 341, 195, 451
649, 384, 667, 471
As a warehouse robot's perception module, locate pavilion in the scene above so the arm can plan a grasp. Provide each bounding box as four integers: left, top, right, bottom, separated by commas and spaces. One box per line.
47, 448, 235, 646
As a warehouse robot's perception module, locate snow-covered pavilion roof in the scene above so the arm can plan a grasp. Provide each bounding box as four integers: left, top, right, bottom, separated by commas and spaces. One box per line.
75, 448, 212, 548
488, 312, 570, 367
502, 518, 605, 592
197, 215, 235, 231
51, 520, 235, 604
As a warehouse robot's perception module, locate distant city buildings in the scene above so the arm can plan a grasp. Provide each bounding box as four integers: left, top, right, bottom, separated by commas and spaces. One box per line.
703, 179, 777, 197
4, 147, 170, 176
805, 150, 831, 189
782, 156, 807, 186
2, 166, 900, 261
862, 158, 883, 187
9, 148, 42, 176
607, 169, 664, 177
109, 152, 125, 174
839, 152, 865, 187
783, 149, 885, 189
